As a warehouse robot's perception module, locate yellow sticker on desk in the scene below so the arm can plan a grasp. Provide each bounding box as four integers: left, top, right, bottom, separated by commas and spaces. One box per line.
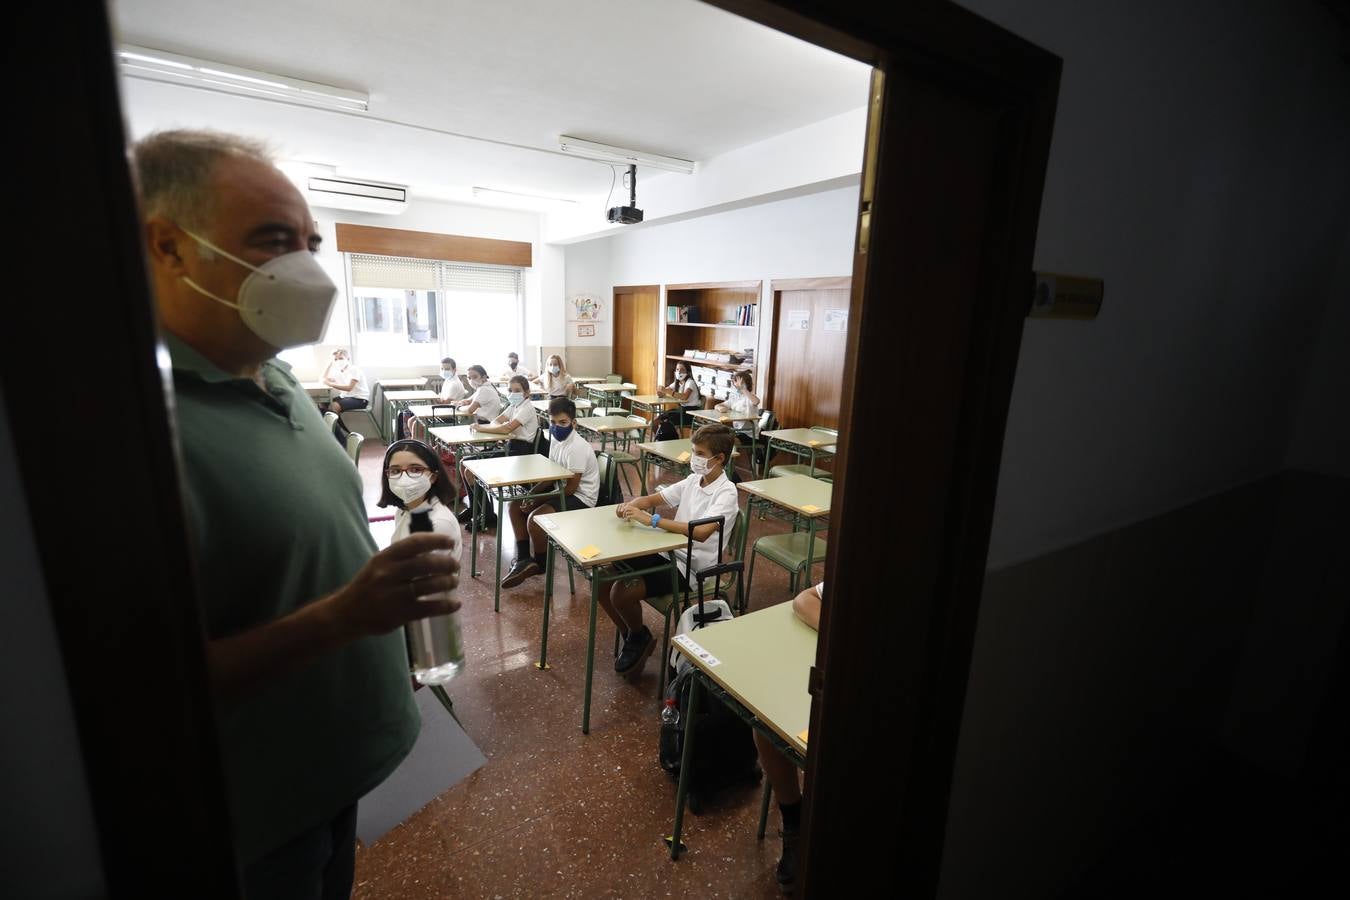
798, 728, 809, 744
720, 417, 732, 424
579, 545, 601, 560
676, 451, 691, 462
807, 439, 821, 446
801, 504, 821, 513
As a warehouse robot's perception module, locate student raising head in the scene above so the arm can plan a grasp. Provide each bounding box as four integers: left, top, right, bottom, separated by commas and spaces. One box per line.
456, 364, 502, 422
714, 369, 759, 418
378, 439, 462, 549
601, 424, 740, 677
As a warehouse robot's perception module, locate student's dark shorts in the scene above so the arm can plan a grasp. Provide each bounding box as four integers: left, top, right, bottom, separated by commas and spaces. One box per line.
622, 553, 689, 597
331, 397, 368, 412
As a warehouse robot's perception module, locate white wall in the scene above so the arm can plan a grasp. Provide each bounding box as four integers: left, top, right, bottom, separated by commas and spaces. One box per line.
1285, 229, 1350, 478
286, 196, 551, 380
560, 184, 859, 383
965, 0, 1350, 568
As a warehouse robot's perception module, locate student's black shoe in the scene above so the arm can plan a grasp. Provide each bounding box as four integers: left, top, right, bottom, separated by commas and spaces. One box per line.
455, 506, 474, 525
501, 559, 542, 589
615, 627, 654, 677
776, 828, 800, 892
480, 510, 498, 531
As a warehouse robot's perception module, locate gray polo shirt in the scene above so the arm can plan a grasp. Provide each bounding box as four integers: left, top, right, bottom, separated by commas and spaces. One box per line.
165, 332, 419, 863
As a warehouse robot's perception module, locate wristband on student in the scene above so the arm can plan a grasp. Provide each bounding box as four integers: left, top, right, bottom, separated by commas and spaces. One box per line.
650, 513, 661, 528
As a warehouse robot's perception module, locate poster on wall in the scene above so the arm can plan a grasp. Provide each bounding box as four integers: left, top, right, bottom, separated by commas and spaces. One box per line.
576, 324, 596, 337
569, 294, 603, 322
823, 309, 848, 332
787, 309, 810, 331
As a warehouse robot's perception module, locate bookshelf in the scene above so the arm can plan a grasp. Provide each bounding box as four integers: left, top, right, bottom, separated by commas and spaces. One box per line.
663, 280, 761, 406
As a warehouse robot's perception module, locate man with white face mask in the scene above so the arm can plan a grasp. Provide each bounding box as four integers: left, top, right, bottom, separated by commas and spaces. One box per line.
136, 130, 459, 898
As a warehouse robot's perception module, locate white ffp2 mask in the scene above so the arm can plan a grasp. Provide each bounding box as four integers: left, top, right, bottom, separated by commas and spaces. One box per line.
179, 228, 337, 349
390, 473, 432, 505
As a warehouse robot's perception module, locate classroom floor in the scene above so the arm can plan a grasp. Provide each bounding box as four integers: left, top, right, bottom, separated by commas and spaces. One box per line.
351, 440, 822, 899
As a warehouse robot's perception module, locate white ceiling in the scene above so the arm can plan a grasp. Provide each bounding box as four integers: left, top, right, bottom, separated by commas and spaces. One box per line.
112, 0, 871, 206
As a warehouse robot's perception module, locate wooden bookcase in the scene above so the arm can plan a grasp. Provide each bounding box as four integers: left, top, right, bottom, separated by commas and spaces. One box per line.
662, 280, 761, 405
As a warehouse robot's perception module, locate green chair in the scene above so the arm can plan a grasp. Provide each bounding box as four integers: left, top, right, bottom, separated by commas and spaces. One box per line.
345, 431, 365, 466
768, 425, 838, 479
322, 410, 340, 435
342, 406, 384, 441
605, 373, 623, 383
603, 415, 649, 499
744, 524, 827, 602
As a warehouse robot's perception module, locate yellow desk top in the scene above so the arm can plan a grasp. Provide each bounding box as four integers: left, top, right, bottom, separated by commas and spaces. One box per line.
378, 378, 427, 388
408, 404, 460, 418
384, 390, 438, 401
629, 394, 682, 406
761, 428, 838, 451
673, 601, 816, 756
737, 474, 832, 517
571, 376, 606, 384
637, 439, 738, 462
588, 382, 638, 393
427, 425, 507, 446
463, 455, 573, 488
576, 415, 649, 433
534, 504, 687, 567
690, 408, 758, 426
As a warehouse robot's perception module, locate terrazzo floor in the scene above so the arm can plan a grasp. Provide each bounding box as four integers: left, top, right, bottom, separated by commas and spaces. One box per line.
352, 439, 824, 899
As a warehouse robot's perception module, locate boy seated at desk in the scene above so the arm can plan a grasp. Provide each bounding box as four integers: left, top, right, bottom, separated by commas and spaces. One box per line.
500, 397, 599, 588
604, 424, 741, 677
756, 581, 822, 892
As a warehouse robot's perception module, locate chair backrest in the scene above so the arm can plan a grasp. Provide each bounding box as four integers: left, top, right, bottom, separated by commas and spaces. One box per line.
345, 431, 365, 466
594, 450, 619, 507
533, 421, 546, 455
605, 373, 623, 383
322, 410, 340, 433
729, 507, 749, 563
426, 376, 444, 393
625, 414, 647, 441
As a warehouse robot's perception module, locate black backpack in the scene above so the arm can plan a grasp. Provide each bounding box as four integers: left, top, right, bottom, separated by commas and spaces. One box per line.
653, 411, 680, 442
657, 556, 759, 812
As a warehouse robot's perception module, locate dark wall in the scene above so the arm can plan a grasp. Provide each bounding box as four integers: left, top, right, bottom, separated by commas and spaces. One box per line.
940, 470, 1350, 897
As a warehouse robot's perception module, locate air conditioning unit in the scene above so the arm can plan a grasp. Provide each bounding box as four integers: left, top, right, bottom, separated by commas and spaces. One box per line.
305, 176, 408, 215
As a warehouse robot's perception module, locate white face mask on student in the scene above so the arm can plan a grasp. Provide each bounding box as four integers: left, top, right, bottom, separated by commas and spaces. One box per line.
690, 454, 717, 476
507, 392, 525, 406
178, 228, 337, 349
549, 365, 561, 375
390, 472, 432, 505
441, 368, 454, 377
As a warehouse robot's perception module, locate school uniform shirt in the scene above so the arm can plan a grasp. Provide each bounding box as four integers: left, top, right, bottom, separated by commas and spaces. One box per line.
391, 495, 462, 555
163, 333, 417, 865
498, 398, 539, 443
721, 389, 758, 418
500, 363, 536, 381
470, 383, 504, 420
438, 374, 468, 402
657, 471, 741, 579
540, 373, 575, 397
548, 428, 600, 507
669, 376, 702, 409
332, 363, 370, 401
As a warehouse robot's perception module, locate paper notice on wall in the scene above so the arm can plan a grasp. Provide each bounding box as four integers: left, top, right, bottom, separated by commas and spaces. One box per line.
823, 309, 848, 332
787, 310, 810, 331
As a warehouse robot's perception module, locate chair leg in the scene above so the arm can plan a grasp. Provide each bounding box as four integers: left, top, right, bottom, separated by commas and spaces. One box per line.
568, 562, 575, 595
757, 781, 773, 840
658, 607, 674, 699
745, 548, 758, 610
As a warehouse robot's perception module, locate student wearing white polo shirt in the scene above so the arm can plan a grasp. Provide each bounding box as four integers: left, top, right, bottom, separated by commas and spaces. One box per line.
437, 357, 468, 402
657, 361, 702, 429
500, 397, 600, 588
469, 375, 538, 456
456, 364, 502, 423
322, 348, 371, 441
605, 424, 740, 677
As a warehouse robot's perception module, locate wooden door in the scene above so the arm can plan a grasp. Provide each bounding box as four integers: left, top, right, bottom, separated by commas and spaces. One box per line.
611, 285, 660, 395
767, 277, 852, 429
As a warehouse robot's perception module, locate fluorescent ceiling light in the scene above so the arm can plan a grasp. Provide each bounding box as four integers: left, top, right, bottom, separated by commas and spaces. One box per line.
558, 136, 696, 175
472, 186, 578, 207
118, 45, 369, 113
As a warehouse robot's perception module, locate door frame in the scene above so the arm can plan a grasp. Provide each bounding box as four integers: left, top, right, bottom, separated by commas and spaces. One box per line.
10, 0, 1059, 896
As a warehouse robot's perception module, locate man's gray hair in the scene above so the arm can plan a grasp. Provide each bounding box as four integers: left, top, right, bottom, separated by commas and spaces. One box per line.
133, 129, 274, 230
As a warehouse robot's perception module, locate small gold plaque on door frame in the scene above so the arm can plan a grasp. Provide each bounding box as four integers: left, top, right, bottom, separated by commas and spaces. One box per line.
1030, 273, 1104, 320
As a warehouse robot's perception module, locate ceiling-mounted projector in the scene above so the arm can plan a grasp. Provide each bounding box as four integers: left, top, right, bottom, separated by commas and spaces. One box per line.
607, 164, 643, 225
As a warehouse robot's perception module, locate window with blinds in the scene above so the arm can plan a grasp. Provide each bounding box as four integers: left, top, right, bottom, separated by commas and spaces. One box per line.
347, 253, 524, 368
